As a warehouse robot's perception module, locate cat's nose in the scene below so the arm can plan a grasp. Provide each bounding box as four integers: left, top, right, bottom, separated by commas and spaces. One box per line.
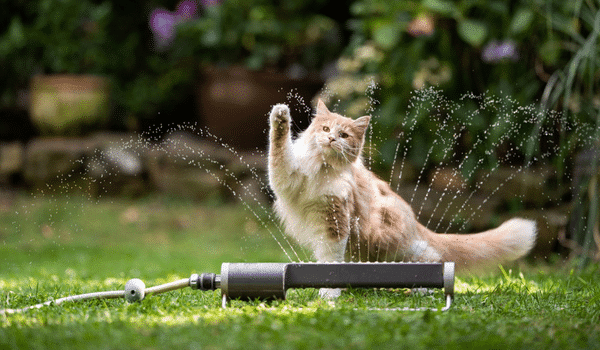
328, 135, 335, 142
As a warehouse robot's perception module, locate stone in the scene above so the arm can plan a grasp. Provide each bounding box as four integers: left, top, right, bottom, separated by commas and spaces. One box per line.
23, 137, 94, 190
159, 131, 234, 169
146, 131, 230, 201
0, 142, 24, 184
148, 165, 223, 201
84, 132, 149, 197
223, 149, 270, 204
145, 131, 271, 202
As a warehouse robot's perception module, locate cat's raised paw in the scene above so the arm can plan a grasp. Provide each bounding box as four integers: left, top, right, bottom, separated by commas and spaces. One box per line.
270, 104, 291, 125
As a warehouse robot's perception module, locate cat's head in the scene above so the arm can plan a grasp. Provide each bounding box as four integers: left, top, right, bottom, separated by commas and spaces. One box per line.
304, 99, 371, 166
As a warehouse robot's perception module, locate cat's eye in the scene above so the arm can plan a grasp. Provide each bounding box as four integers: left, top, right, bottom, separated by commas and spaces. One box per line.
323, 126, 330, 132
340, 132, 349, 138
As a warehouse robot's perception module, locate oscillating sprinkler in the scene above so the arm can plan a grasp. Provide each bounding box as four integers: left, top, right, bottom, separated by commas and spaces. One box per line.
1, 262, 455, 314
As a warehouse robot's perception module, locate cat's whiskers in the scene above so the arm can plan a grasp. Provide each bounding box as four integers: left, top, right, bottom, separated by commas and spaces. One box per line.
335, 145, 352, 164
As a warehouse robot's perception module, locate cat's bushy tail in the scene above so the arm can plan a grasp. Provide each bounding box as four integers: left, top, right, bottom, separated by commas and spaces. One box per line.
422, 218, 537, 271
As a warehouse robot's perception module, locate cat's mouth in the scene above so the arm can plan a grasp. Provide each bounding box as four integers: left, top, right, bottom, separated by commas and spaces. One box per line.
317, 140, 348, 163
318, 139, 340, 153
327, 141, 341, 151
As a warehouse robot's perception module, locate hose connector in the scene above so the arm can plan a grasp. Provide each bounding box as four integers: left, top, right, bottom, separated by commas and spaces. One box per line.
190, 273, 220, 291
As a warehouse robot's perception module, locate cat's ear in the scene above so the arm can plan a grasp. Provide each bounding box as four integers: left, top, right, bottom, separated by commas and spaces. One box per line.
316, 99, 330, 114
353, 116, 371, 136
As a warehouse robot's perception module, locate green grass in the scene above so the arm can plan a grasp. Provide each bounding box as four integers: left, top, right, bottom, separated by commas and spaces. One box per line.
1, 195, 599, 349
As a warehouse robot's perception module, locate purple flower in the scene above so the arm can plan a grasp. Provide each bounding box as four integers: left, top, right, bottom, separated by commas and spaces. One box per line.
149, 1, 207, 49
149, 9, 175, 40
149, 1, 200, 49
176, 0, 198, 20
482, 40, 519, 63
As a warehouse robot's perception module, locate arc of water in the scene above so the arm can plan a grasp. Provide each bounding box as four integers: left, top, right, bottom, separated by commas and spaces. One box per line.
140, 125, 300, 261
430, 95, 529, 232
426, 99, 502, 230
416, 113, 462, 221
392, 88, 436, 193
165, 132, 306, 262
410, 146, 434, 207
443, 108, 557, 233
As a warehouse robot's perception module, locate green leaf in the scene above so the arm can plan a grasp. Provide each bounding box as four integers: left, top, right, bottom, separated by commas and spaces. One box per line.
373, 24, 400, 50
8, 17, 26, 49
486, 1, 509, 16
202, 30, 220, 47
91, 2, 112, 22
539, 39, 562, 66
510, 8, 534, 34
245, 54, 264, 70
422, 0, 458, 17
457, 19, 488, 47
350, 2, 366, 16
380, 139, 400, 166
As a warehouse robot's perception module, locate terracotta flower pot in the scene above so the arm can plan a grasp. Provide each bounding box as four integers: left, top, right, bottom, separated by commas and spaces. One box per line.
30, 75, 110, 136
197, 65, 323, 150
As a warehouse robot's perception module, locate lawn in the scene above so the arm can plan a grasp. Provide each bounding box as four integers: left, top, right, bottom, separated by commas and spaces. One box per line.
1, 195, 599, 349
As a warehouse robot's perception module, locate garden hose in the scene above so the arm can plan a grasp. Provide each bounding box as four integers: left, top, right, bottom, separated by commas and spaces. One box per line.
1, 262, 454, 314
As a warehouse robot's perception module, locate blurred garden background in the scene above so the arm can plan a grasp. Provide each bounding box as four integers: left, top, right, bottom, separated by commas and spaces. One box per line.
0, 0, 599, 269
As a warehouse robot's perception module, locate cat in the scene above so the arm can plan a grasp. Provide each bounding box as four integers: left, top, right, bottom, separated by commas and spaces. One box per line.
267, 100, 537, 298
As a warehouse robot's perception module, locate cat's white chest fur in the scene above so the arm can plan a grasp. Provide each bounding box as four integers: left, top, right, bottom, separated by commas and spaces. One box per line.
273, 139, 355, 250
276, 135, 355, 199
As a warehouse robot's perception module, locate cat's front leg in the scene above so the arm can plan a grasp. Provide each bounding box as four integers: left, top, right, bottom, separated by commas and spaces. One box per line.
315, 196, 351, 299
314, 236, 349, 299
268, 104, 295, 191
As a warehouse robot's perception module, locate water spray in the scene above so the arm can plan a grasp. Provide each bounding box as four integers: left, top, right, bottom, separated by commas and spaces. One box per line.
1, 262, 455, 314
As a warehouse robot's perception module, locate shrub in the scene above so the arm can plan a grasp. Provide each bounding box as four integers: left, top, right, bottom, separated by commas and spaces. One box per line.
321, 0, 599, 176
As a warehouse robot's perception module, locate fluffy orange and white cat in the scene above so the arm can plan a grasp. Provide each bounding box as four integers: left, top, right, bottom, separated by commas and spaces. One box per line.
268, 100, 536, 298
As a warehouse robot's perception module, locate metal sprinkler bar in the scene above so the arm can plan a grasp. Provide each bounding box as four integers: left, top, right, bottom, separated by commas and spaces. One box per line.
191, 262, 455, 310
1, 262, 455, 314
